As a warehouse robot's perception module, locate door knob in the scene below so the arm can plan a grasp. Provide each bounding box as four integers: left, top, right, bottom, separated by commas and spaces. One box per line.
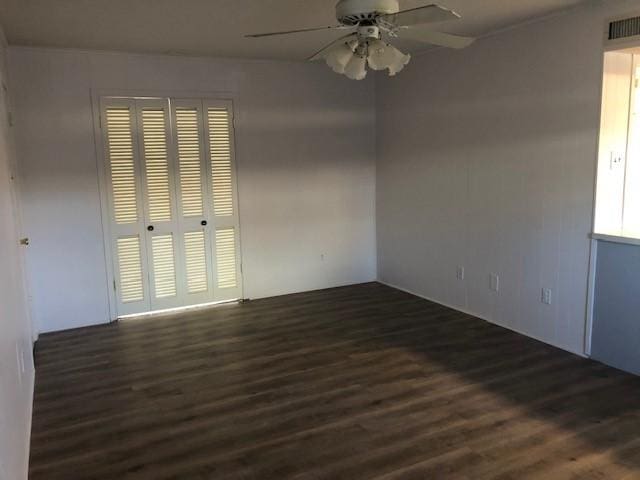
147, 225, 154, 232
201, 220, 207, 226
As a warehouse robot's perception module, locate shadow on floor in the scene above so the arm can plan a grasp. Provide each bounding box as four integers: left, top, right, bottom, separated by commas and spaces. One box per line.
318, 283, 640, 476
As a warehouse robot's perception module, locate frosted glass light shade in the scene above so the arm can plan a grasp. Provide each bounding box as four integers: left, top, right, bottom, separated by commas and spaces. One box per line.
325, 42, 355, 74
367, 39, 395, 71
387, 48, 411, 76
344, 54, 367, 80
324, 38, 409, 80
367, 40, 410, 76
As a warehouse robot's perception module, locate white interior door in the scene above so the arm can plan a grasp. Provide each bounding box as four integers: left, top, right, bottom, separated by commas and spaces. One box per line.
102, 99, 151, 316
136, 98, 183, 311
204, 100, 243, 302
171, 100, 216, 306
101, 96, 242, 317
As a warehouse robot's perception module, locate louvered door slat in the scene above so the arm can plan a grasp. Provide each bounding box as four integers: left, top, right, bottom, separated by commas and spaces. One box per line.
176, 108, 205, 217
208, 108, 234, 217
116, 236, 144, 303
142, 109, 172, 222
106, 108, 138, 224
215, 228, 237, 289
151, 234, 177, 299
184, 231, 209, 294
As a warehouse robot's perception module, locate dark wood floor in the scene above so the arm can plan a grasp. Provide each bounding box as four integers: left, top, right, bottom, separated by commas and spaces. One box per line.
30, 283, 640, 480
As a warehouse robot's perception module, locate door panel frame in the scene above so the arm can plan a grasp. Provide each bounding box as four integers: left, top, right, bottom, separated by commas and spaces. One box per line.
92, 89, 244, 320
203, 99, 244, 302
99, 97, 151, 316
136, 98, 185, 311
171, 99, 216, 306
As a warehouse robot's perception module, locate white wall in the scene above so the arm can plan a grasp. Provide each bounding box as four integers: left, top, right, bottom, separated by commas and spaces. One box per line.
9, 48, 377, 333
376, 0, 640, 356
0, 27, 35, 480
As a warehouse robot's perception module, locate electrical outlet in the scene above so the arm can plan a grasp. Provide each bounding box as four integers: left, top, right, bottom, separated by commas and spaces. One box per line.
542, 288, 552, 305
456, 266, 465, 281
490, 274, 500, 292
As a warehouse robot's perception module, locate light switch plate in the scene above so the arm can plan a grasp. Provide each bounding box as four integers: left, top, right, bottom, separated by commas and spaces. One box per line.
610, 151, 624, 170
15, 343, 22, 385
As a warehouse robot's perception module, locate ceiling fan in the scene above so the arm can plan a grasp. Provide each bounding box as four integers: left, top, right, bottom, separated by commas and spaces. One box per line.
246, 0, 475, 80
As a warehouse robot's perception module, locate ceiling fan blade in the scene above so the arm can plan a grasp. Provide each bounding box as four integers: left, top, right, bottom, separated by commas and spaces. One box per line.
245, 25, 348, 38
308, 33, 357, 62
379, 4, 460, 27
397, 28, 475, 49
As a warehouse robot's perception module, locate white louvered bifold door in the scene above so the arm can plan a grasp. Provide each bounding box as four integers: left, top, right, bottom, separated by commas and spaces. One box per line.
171, 100, 216, 306
135, 99, 184, 311
204, 100, 243, 302
102, 99, 152, 316
102, 97, 242, 317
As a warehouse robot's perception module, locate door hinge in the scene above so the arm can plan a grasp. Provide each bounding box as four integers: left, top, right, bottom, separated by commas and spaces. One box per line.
113, 279, 117, 292
98, 114, 103, 130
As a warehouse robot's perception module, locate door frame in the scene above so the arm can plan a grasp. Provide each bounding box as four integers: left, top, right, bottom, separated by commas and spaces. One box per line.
91, 88, 244, 321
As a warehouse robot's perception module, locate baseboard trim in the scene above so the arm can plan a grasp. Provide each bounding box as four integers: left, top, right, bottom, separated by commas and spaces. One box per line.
377, 279, 587, 359
247, 278, 379, 302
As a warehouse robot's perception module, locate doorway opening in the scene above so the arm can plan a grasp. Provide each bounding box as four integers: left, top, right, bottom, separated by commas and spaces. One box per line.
594, 43, 640, 240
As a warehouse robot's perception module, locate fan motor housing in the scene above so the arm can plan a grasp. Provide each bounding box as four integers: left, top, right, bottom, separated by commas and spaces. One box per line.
335, 0, 400, 25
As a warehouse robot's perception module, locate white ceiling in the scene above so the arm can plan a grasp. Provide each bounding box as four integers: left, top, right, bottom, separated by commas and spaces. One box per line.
0, 0, 591, 60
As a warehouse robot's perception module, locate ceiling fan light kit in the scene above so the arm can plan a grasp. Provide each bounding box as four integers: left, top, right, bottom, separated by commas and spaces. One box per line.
323, 26, 411, 80
246, 0, 475, 81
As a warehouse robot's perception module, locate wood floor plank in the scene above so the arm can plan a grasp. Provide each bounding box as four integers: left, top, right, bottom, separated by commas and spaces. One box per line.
29, 282, 640, 479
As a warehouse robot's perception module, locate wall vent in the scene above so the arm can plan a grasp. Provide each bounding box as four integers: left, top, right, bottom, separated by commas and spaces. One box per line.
609, 16, 640, 41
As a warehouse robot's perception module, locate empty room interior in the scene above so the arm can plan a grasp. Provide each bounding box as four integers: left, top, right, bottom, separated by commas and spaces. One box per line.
4, 0, 640, 478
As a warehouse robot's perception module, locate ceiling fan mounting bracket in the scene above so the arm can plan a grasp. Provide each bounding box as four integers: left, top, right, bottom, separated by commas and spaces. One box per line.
335, 0, 400, 26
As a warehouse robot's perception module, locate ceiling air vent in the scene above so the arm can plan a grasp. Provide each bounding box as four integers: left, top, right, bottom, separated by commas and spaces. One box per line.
609, 16, 640, 41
